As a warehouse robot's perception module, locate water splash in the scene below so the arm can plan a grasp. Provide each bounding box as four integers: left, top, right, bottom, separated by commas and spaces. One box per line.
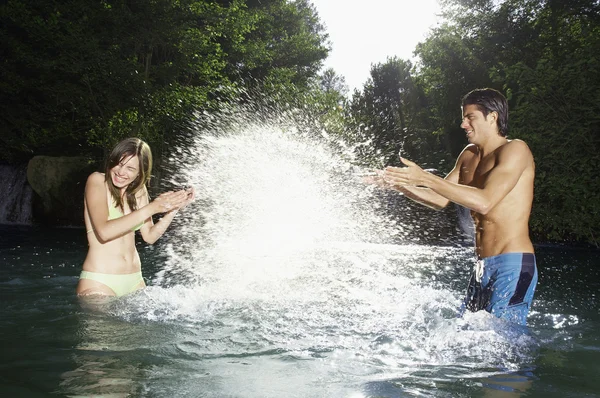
99, 106, 538, 395
155, 107, 402, 288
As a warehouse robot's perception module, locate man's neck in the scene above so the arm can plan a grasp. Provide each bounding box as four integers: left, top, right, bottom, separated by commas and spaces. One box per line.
478, 134, 508, 157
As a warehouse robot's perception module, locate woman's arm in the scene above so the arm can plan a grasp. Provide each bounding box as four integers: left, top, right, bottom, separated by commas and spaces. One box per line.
85, 173, 157, 243
86, 173, 189, 243
139, 186, 195, 244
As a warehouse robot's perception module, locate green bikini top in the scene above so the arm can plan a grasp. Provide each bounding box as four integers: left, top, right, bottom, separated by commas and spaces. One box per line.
109, 200, 144, 232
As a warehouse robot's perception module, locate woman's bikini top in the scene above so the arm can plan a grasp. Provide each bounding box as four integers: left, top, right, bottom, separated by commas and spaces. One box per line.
87, 198, 144, 234
108, 200, 144, 231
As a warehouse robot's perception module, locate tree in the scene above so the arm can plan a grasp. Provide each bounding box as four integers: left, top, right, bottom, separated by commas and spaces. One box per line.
0, 0, 332, 163
413, 0, 600, 245
221, 0, 329, 96
345, 57, 443, 169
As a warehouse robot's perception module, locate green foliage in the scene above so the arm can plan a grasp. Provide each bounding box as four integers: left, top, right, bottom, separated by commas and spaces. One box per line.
0, 0, 330, 162
413, 0, 600, 245
221, 0, 329, 91
2, 0, 598, 245
344, 57, 447, 170
415, 22, 503, 157
335, 0, 598, 245
497, 19, 600, 245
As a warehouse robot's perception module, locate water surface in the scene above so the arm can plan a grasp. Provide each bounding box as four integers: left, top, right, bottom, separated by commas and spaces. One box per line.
1, 119, 598, 397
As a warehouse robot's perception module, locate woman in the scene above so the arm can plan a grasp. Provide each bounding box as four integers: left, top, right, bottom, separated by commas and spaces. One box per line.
77, 138, 194, 297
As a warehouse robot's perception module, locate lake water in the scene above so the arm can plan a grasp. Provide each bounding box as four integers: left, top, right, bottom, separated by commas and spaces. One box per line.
1, 226, 598, 397
1, 118, 599, 397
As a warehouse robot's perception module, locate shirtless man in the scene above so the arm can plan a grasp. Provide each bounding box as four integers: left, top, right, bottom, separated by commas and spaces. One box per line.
377, 88, 538, 325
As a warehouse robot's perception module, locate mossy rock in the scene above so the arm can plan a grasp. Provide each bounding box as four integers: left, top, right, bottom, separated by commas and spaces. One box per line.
27, 156, 101, 226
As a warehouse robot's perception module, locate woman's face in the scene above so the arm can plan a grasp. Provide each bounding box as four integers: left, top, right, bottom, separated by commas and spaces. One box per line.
110, 154, 140, 189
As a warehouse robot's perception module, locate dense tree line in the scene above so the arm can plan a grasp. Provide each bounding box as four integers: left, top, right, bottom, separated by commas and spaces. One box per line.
343, 0, 600, 246
0, 0, 329, 162
1, 0, 598, 245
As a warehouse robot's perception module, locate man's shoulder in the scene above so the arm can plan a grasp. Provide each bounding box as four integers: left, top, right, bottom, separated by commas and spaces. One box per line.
497, 139, 534, 173
459, 144, 479, 157
502, 139, 533, 157
507, 138, 530, 147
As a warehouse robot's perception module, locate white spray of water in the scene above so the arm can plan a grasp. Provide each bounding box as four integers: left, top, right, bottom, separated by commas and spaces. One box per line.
102, 108, 538, 396
155, 114, 401, 290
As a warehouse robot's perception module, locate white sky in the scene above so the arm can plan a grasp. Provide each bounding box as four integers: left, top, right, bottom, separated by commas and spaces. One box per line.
310, 0, 443, 92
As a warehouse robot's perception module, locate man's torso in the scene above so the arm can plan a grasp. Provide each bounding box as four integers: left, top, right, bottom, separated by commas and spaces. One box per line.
458, 141, 535, 258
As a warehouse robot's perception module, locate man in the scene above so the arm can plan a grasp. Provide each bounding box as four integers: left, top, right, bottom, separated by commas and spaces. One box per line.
375, 88, 538, 325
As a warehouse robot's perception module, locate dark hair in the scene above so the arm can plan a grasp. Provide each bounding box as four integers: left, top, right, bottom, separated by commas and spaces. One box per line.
462, 88, 509, 137
104, 138, 153, 212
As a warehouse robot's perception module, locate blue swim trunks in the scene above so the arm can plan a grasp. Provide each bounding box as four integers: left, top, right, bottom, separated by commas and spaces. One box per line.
459, 253, 538, 326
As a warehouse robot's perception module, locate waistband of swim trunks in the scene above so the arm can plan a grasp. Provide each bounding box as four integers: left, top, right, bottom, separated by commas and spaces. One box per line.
480, 252, 536, 267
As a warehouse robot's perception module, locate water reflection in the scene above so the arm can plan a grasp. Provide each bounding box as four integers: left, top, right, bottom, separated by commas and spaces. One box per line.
61, 301, 141, 397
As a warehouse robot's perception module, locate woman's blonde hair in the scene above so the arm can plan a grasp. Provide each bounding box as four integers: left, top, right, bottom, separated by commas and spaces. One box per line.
104, 138, 153, 212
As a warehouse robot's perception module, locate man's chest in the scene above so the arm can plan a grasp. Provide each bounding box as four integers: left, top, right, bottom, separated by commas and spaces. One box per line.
460, 155, 497, 188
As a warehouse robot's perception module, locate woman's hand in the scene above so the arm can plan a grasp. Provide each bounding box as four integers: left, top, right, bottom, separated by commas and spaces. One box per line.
179, 186, 196, 210
139, 187, 196, 244
151, 190, 191, 214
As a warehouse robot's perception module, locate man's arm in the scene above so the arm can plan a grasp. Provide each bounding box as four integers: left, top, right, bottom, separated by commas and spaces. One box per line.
364, 170, 454, 210
386, 140, 531, 215
378, 147, 471, 210
396, 184, 452, 210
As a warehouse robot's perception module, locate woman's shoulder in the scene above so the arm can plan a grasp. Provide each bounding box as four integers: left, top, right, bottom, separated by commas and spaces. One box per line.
135, 185, 149, 201
88, 171, 104, 180
86, 172, 106, 187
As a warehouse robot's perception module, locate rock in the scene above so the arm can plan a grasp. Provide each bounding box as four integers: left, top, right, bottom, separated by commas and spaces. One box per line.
27, 156, 100, 226
0, 164, 34, 225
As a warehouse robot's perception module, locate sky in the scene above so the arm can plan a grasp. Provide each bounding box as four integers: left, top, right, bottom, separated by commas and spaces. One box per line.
310, 0, 443, 92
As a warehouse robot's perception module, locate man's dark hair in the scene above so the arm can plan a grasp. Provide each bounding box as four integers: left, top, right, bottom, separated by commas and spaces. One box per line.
462, 88, 509, 137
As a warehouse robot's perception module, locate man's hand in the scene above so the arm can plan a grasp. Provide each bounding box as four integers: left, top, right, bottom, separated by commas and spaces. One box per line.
383, 157, 425, 187
361, 170, 389, 188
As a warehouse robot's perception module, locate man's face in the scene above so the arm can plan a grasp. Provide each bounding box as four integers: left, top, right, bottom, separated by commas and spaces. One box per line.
460, 104, 496, 144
